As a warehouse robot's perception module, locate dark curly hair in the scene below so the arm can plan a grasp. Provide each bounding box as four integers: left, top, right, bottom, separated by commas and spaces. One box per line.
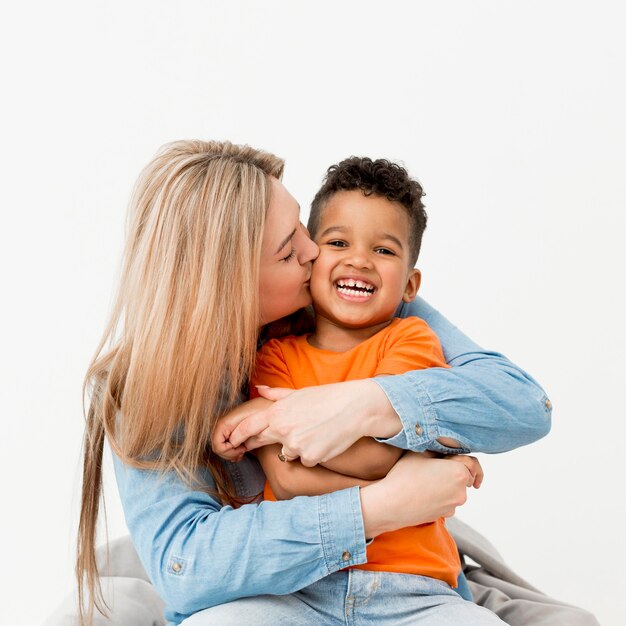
308, 157, 427, 266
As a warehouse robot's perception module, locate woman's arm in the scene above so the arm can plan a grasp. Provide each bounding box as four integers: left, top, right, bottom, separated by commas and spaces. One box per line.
215, 408, 401, 482
113, 445, 480, 621
375, 296, 552, 454
230, 296, 551, 460
112, 451, 367, 621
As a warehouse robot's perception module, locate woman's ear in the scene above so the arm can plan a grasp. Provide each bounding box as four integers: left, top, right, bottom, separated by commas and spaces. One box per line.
402, 269, 421, 303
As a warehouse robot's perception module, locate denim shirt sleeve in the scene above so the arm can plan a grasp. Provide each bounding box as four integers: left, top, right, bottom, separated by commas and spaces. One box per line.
112, 452, 367, 624
373, 296, 552, 454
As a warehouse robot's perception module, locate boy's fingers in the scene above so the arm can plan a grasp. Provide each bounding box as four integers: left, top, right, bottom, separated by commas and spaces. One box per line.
214, 444, 247, 461
473, 467, 484, 489
461, 456, 483, 488
211, 429, 234, 451
466, 456, 483, 488
445, 454, 483, 489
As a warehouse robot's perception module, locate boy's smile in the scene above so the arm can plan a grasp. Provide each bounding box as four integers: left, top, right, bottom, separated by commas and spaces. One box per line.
335, 277, 376, 301
309, 190, 420, 340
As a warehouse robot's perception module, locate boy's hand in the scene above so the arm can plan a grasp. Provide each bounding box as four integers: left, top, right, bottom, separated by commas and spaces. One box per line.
442, 453, 484, 488
420, 451, 483, 489
211, 397, 273, 461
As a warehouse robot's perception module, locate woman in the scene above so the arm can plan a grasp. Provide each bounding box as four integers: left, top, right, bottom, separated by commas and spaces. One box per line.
77, 140, 551, 625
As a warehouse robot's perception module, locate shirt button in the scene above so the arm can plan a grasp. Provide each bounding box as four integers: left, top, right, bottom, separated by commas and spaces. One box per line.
172, 562, 182, 573
545, 398, 552, 410
414, 424, 423, 436
341, 550, 351, 562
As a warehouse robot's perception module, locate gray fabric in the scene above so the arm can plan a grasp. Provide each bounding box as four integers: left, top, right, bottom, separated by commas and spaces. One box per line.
94, 535, 152, 583
44, 577, 165, 626
447, 518, 600, 626
46, 521, 600, 625
44, 537, 165, 626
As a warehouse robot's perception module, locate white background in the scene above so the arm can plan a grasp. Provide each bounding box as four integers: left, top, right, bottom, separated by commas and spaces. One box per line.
2, 2, 625, 624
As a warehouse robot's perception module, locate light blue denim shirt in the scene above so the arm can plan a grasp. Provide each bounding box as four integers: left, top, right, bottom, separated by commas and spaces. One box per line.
112, 296, 551, 625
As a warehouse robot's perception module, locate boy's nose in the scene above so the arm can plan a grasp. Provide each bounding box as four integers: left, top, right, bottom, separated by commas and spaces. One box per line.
344, 248, 372, 269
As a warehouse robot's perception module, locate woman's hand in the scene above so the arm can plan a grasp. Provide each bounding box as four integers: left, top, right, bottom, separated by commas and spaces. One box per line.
227, 380, 403, 467
360, 452, 483, 537
211, 397, 273, 461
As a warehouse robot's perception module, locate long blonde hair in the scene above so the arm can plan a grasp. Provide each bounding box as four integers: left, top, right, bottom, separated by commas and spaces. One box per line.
77, 140, 284, 624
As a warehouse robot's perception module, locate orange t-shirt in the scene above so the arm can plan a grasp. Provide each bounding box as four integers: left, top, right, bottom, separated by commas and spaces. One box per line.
251, 317, 460, 587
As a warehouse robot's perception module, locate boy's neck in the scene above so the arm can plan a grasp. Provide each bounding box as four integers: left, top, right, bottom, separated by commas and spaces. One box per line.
307, 315, 393, 352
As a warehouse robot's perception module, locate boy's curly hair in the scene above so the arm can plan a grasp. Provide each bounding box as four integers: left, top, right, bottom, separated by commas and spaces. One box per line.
308, 157, 427, 266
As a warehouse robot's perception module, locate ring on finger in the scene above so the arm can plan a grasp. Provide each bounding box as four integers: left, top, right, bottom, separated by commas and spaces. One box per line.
278, 449, 296, 462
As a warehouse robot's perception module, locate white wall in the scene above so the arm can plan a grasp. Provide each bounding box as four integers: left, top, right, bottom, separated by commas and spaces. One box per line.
2, 2, 625, 624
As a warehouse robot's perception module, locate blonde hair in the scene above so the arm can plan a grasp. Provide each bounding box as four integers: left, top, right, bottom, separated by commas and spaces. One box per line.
77, 140, 284, 624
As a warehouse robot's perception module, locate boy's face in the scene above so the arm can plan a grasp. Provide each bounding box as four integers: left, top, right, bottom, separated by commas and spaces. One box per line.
310, 190, 420, 330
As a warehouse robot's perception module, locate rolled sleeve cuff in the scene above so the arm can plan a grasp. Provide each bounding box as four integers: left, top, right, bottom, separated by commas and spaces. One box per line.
318, 487, 368, 572
372, 375, 471, 454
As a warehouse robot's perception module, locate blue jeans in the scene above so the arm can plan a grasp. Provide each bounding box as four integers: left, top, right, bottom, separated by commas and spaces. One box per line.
180, 570, 505, 625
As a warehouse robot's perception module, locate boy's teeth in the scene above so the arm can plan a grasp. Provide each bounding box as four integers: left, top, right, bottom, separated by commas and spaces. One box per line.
337, 279, 373, 289
335, 279, 375, 297
337, 286, 372, 297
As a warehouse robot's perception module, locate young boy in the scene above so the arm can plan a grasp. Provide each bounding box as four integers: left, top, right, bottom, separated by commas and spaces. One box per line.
250, 157, 466, 588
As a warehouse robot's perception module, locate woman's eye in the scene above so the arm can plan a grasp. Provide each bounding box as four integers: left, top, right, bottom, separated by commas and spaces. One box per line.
281, 248, 296, 262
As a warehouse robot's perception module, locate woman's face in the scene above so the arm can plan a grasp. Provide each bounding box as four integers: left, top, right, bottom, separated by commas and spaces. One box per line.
258, 178, 319, 325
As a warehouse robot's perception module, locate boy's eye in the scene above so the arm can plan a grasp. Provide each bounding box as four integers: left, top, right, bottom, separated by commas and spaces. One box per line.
327, 240, 347, 248
375, 247, 395, 255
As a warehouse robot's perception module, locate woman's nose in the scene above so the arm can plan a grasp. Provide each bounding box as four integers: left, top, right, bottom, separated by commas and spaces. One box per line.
305, 238, 319, 263
297, 226, 319, 263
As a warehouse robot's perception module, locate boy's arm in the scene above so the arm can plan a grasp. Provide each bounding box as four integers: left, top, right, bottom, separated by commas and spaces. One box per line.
249, 340, 381, 492
257, 443, 375, 499
319, 437, 403, 479
253, 319, 453, 481
321, 318, 455, 478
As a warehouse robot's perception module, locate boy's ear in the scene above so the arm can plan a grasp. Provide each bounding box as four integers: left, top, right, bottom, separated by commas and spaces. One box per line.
402, 269, 421, 303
